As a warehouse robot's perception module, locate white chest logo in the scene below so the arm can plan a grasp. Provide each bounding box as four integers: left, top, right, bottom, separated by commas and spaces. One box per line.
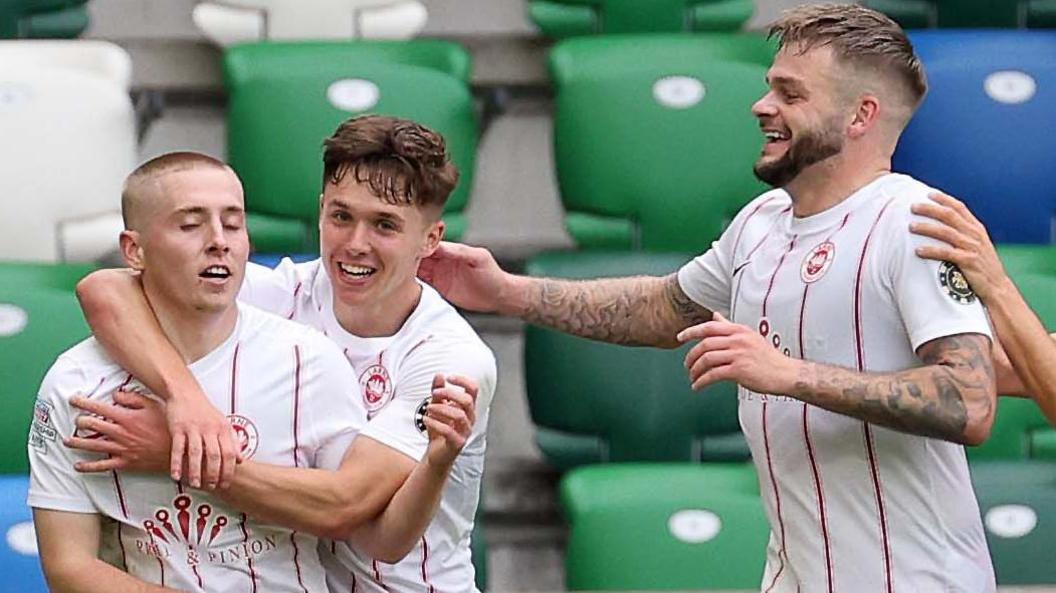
227, 415, 259, 460
359, 364, 394, 412
801, 241, 836, 283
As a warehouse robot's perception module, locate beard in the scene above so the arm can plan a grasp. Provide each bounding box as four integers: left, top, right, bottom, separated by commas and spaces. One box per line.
753, 120, 845, 188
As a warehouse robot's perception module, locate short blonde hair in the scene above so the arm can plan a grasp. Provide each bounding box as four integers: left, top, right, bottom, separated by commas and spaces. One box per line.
121, 152, 231, 230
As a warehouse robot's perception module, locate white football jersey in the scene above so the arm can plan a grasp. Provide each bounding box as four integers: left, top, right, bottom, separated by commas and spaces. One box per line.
240, 258, 497, 593
28, 305, 366, 593
678, 174, 996, 592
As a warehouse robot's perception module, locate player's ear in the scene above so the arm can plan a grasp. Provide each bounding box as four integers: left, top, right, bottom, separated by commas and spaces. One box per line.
119, 230, 145, 271
848, 94, 881, 139
421, 218, 445, 259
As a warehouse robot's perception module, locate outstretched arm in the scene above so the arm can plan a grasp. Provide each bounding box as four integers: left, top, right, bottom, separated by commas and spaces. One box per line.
35, 509, 184, 593
76, 269, 236, 489
912, 192, 1056, 425
680, 315, 996, 445
419, 242, 711, 348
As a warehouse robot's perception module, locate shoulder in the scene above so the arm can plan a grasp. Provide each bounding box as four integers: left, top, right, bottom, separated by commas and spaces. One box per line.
399, 287, 496, 380
872, 174, 938, 224
734, 189, 792, 227
39, 338, 119, 401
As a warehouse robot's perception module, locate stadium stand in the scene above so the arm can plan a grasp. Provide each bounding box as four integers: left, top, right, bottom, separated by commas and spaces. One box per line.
0, 40, 135, 262
549, 35, 770, 251
865, 0, 1022, 28
1028, 0, 1056, 27
524, 252, 747, 469
223, 40, 478, 256
0, 475, 47, 591
561, 463, 768, 590
192, 0, 428, 47
894, 30, 1056, 244
973, 461, 1056, 584
862, 0, 936, 28
0, 0, 90, 39
528, 0, 754, 38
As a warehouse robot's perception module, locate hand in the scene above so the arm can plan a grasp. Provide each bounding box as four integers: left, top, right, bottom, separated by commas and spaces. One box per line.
64, 390, 171, 474
417, 242, 513, 314
164, 390, 239, 490
910, 192, 1010, 302
677, 312, 799, 394
421, 374, 478, 468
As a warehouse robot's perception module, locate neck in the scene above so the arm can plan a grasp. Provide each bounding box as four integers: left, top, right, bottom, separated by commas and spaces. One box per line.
785, 150, 892, 218
142, 282, 239, 364
333, 280, 422, 338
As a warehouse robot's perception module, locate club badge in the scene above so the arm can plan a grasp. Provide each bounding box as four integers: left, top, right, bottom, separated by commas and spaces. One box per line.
414, 398, 430, 434
801, 241, 836, 284
227, 415, 259, 459
939, 261, 976, 304
359, 364, 393, 412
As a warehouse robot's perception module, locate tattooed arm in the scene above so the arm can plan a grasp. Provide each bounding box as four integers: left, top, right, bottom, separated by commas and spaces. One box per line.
418, 242, 712, 348
680, 319, 996, 445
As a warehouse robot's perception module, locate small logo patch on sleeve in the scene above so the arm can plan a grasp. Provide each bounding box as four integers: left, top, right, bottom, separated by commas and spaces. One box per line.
29, 400, 57, 453
939, 261, 977, 304
414, 398, 430, 434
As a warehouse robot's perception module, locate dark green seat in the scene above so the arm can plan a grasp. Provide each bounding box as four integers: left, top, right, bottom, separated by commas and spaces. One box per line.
1027, 0, 1056, 27
866, 0, 1025, 28
863, 0, 937, 28
224, 41, 478, 255
562, 463, 768, 590
0, 284, 89, 474
970, 461, 1056, 584
0, 0, 89, 39
524, 252, 748, 470
471, 505, 487, 591
550, 35, 770, 251
529, 0, 753, 38
0, 260, 97, 292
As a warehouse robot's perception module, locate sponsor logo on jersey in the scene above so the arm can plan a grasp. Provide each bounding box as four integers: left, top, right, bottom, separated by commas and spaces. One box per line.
135, 494, 279, 566
414, 398, 429, 434
801, 241, 836, 284
939, 261, 976, 304
29, 400, 56, 453
227, 415, 259, 459
359, 364, 394, 413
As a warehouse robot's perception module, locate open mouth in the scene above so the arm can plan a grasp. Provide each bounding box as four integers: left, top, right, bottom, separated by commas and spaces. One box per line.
337, 262, 377, 279
199, 265, 232, 281
763, 128, 791, 144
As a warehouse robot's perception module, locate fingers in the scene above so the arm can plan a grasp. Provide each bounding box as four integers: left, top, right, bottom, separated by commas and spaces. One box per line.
425, 403, 472, 438
915, 244, 961, 264
170, 432, 187, 482
432, 384, 476, 428
432, 373, 445, 392
677, 320, 740, 343
112, 390, 150, 409
70, 396, 126, 421
74, 458, 127, 473
691, 364, 735, 391
186, 430, 204, 488
444, 375, 479, 402
422, 416, 465, 450
64, 436, 123, 455
75, 414, 120, 438
688, 349, 738, 387
217, 429, 237, 490
202, 436, 222, 490
910, 221, 969, 249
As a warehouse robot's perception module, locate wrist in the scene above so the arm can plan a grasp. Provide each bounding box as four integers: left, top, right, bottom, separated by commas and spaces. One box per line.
782, 358, 809, 396
497, 274, 534, 318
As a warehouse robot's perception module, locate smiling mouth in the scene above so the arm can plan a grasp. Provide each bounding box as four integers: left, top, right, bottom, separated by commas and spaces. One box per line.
763, 129, 791, 144
338, 262, 377, 279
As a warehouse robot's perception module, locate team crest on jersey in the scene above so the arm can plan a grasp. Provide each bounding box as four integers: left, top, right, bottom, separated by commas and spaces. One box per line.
359, 364, 394, 412
414, 398, 430, 434
801, 241, 836, 283
227, 415, 259, 459
939, 261, 976, 304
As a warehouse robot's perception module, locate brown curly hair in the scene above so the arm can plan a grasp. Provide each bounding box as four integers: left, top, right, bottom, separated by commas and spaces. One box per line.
322, 115, 459, 211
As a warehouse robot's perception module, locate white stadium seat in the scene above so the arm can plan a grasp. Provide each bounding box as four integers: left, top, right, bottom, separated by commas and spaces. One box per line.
0, 40, 135, 263
192, 0, 428, 46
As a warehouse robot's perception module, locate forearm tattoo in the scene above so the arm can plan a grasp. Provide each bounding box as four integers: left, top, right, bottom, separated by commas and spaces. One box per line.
792, 334, 995, 443
523, 274, 711, 347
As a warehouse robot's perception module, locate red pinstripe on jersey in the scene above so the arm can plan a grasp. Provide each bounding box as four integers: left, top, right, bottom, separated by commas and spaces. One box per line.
853, 197, 897, 593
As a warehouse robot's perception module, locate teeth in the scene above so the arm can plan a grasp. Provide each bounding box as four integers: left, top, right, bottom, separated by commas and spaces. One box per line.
202, 265, 230, 277
339, 263, 374, 277
764, 131, 788, 141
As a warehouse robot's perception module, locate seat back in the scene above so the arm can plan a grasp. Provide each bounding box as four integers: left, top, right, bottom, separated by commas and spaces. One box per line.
550, 35, 770, 251
561, 463, 768, 590
0, 280, 90, 474
0, 0, 89, 39
223, 41, 477, 253
524, 252, 747, 470
0, 40, 134, 262
529, 0, 754, 38
895, 31, 1056, 244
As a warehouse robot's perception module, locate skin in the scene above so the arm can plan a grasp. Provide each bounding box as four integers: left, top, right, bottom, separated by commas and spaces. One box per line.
910, 192, 1056, 426
419, 45, 996, 446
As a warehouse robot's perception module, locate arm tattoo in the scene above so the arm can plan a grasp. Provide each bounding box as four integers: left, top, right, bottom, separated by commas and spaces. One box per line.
523, 274, 711, 348
791, 333, 995, 444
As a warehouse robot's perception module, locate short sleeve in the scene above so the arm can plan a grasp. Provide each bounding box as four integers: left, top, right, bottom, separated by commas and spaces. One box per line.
361, 339, 497, 462
238, 259, 302, 317
301, 338, 368, 471
27, 358, 97, 513
884, 201, 993, 351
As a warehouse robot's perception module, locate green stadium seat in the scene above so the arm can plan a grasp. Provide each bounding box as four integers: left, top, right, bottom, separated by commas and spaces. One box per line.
0, 0, 89, 39
223, 41, 478, 255
550, 35, 770, 251
1027, 0, 1056, 27
863, 0, 936, 28
971, 461, 1056, 584
472, 507, 487, 591
524, 252, 748, 470
561, 463, 768, 590
0, 260, 97, 292
529, 0, 753, 38
0, 283, 89, 474
866, 0, 1024, 28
